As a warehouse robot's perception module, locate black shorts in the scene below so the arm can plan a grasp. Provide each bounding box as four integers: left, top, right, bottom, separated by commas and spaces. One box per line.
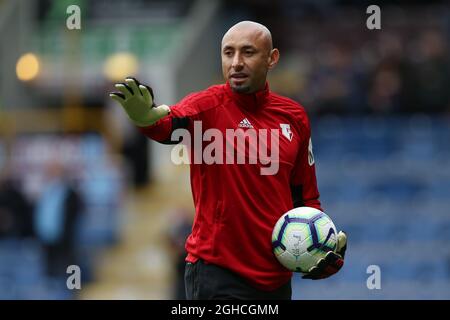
184, 259, 292, 300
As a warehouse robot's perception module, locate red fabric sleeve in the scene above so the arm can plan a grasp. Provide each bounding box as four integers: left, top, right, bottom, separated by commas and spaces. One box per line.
137, 89, 219, 142
136, 92, 201, 142
137, 114, 174, 142
290, 115, 323, 211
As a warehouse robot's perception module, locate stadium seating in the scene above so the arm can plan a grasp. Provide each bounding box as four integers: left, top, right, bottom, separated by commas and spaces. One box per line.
293, 115, 450, 299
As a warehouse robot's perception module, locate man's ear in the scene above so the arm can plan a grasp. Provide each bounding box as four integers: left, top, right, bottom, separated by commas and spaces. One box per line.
268, 48, 280, 69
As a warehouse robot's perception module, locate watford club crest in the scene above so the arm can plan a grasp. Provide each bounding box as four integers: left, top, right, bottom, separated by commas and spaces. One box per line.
280, 123, 293, 141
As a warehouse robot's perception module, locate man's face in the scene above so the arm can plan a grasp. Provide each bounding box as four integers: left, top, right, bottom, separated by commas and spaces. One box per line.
221, 28, 277, 94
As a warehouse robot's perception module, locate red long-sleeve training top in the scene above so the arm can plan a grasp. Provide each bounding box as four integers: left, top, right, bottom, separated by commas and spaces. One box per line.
139, 82, 322, 291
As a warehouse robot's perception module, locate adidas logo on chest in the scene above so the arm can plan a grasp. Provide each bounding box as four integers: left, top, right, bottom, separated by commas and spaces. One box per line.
238, 118, 254, 128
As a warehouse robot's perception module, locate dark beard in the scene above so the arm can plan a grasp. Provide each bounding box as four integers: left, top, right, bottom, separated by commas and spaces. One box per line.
231, 84, 251, 93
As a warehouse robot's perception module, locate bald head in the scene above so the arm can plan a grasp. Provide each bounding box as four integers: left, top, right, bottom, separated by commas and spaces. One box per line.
221, 21, 279, 93
222, 21, 273, 54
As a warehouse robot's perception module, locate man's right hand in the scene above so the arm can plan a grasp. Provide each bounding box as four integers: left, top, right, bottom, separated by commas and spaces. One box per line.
109, 77, 170, 127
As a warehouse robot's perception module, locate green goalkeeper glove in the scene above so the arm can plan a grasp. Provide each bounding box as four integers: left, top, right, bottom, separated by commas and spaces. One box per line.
109, 77, 170, 127
302, 231, 347, 280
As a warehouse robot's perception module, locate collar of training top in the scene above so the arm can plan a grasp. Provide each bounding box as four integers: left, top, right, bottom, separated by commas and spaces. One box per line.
225, 81, 270, 111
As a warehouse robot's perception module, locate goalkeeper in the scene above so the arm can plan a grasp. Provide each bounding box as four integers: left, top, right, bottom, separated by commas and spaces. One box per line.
110, 21, 347, 300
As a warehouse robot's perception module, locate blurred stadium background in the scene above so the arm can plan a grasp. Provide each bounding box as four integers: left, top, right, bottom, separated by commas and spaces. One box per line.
0, 0, 449, 299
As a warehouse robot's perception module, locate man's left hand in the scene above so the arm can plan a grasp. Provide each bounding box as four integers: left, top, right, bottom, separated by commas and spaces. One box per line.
302, 231, 347, 280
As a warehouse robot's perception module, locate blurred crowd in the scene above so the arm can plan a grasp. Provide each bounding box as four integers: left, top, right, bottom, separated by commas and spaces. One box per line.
0, 158, 82, 278
0, 132, 124, 299
286, 25, 449, 115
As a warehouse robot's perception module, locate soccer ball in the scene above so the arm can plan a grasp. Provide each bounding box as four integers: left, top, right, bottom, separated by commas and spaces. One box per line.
272, 207, 338, 273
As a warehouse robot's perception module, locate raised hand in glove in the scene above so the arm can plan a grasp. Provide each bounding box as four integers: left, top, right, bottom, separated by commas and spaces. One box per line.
109, 77, 170, 127
302, 231, 347, 280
